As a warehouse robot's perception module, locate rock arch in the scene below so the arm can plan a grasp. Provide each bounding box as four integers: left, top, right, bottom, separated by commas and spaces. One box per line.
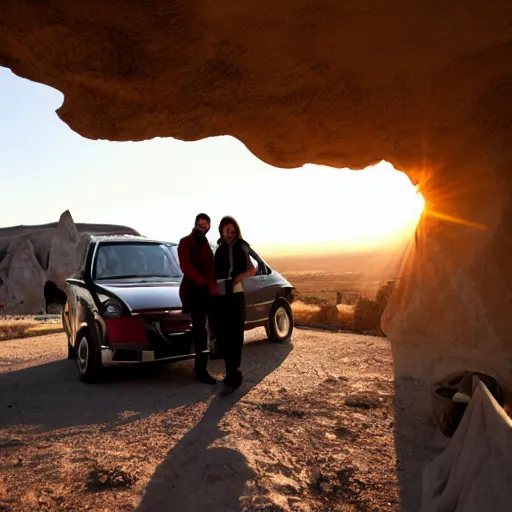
1, 1, 512, 387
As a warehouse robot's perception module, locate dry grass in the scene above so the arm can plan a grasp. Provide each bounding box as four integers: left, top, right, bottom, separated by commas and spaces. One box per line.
292, 279, 397, 334
0, 321, 33, 341
0, 319, 63, 341
292, 302, 356, 330
285, 271, 378, 305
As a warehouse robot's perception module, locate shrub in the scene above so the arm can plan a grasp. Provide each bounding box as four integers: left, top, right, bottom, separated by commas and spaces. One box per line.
375, 279, 397, 310
353, 298, 382, 331
314, 304, 340, 325
353, 279, 397, 332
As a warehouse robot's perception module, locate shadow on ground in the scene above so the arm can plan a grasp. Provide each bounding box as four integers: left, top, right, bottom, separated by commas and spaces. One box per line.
135, 394, 252, 511
393, 372, 449, 511
0, 335, 292, 433
141, 341, 291, 512
1, 329, 453, 510
135, 338, 292, 511
1, 334, 291, 510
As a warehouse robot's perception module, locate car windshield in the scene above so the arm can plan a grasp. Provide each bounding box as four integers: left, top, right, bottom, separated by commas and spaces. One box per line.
93, 243, 183, 281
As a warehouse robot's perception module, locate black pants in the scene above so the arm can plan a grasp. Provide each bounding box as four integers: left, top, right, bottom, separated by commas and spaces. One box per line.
190, 308, 209, 373
213, 293, 246, 382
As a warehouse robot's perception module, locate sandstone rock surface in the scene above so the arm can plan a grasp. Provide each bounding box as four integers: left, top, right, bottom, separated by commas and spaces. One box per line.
0, 211, 139, 314
3, 236, 47, 315
1, 1, 512, 386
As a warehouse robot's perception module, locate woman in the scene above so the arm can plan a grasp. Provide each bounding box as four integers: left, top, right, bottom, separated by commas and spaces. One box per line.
213, 216, 256, 395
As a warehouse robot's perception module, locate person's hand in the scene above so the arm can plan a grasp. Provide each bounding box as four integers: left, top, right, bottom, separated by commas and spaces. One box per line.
233, 276, 241, 286
209, 282, 219, 296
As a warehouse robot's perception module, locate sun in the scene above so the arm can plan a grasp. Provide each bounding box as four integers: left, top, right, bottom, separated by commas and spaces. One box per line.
319, 161, 426, 248
245, 160, 426, 255
414, 188, 426, 214
407, 186, 426, 222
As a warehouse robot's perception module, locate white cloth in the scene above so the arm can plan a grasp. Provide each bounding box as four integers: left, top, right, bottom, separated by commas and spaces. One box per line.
421, 382, 512, 512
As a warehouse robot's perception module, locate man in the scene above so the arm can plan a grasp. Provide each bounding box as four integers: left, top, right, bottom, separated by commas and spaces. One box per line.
178, 213, 218, 385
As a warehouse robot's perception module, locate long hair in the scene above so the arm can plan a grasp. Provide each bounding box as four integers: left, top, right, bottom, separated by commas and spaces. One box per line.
217, 216, 242, 244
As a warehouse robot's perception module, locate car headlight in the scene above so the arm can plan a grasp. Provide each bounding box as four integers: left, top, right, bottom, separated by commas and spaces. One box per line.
102, 298, 124, 318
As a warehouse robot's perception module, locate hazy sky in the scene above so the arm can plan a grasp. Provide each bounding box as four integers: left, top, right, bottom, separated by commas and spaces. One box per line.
0, 67, 423, 255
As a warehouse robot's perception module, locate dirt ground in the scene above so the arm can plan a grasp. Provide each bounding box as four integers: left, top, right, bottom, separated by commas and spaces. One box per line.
0, 328, 447, 512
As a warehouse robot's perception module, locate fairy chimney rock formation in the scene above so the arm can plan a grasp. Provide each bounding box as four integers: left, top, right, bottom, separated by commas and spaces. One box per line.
47, 210, 82, 288
0, 211, 140, 314
5, 236, 47, 314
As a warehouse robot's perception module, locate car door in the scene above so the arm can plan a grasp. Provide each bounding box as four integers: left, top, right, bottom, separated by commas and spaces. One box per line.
243, 249, 276, 325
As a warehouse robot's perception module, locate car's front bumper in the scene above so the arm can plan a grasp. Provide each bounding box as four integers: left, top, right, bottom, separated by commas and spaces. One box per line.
100, 345, 207, 366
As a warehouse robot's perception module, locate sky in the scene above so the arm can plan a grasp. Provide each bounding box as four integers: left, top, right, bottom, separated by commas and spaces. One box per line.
0, 67, 424, 256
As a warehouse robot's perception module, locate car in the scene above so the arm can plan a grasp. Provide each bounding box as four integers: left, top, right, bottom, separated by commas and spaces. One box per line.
61, 235, 295, 382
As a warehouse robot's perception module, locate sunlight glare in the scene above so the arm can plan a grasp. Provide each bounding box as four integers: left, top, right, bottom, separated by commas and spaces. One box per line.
253, 160, 425, 255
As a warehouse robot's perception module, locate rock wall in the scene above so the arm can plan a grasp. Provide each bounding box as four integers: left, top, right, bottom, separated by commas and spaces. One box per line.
382, 143, 512, 390
1, 1, 512, 385
0, 211, 139, 314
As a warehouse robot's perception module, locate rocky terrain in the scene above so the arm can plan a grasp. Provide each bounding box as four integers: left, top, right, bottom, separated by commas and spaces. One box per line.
0, 211, 139, 314
0, 328, 445, 512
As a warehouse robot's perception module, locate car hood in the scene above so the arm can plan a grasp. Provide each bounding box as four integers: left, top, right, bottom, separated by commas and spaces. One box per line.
94, 280, 182, 311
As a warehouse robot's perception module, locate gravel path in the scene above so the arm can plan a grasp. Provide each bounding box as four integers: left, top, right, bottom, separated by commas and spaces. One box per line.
0, 328, 446, 511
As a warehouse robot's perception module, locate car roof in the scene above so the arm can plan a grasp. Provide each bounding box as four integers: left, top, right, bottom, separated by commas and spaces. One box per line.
88, 234, 177, 246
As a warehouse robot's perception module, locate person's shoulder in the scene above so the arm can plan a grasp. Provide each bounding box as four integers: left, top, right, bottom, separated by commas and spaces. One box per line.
238, 239, 250, 252
178, 233, 192, 245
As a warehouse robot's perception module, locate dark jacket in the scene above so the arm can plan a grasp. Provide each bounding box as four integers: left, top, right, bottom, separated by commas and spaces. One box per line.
178, 230, 215, 312
214, 239, 250, 291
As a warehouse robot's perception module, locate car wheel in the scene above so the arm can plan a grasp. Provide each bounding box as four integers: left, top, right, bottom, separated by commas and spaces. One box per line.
76, 332, 102, 383
266, 298, 293, 342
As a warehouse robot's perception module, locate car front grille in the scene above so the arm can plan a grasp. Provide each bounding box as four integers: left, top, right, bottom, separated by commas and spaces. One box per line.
138, 309, 191, 334
137, 309, 193, 358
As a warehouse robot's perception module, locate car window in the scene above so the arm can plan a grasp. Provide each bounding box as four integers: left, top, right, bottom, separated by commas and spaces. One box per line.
249, 250, 271, 276
249, 254, 258, 269
94, 243, 182, 280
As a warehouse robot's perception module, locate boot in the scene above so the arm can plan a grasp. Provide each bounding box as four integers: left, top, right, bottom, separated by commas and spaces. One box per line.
195, 369, 217, 385
220, 370, 243, 396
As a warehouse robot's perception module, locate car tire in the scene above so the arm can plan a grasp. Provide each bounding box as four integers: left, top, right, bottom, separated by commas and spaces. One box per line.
76, 332, 102, 383
266, 298, 293, 343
